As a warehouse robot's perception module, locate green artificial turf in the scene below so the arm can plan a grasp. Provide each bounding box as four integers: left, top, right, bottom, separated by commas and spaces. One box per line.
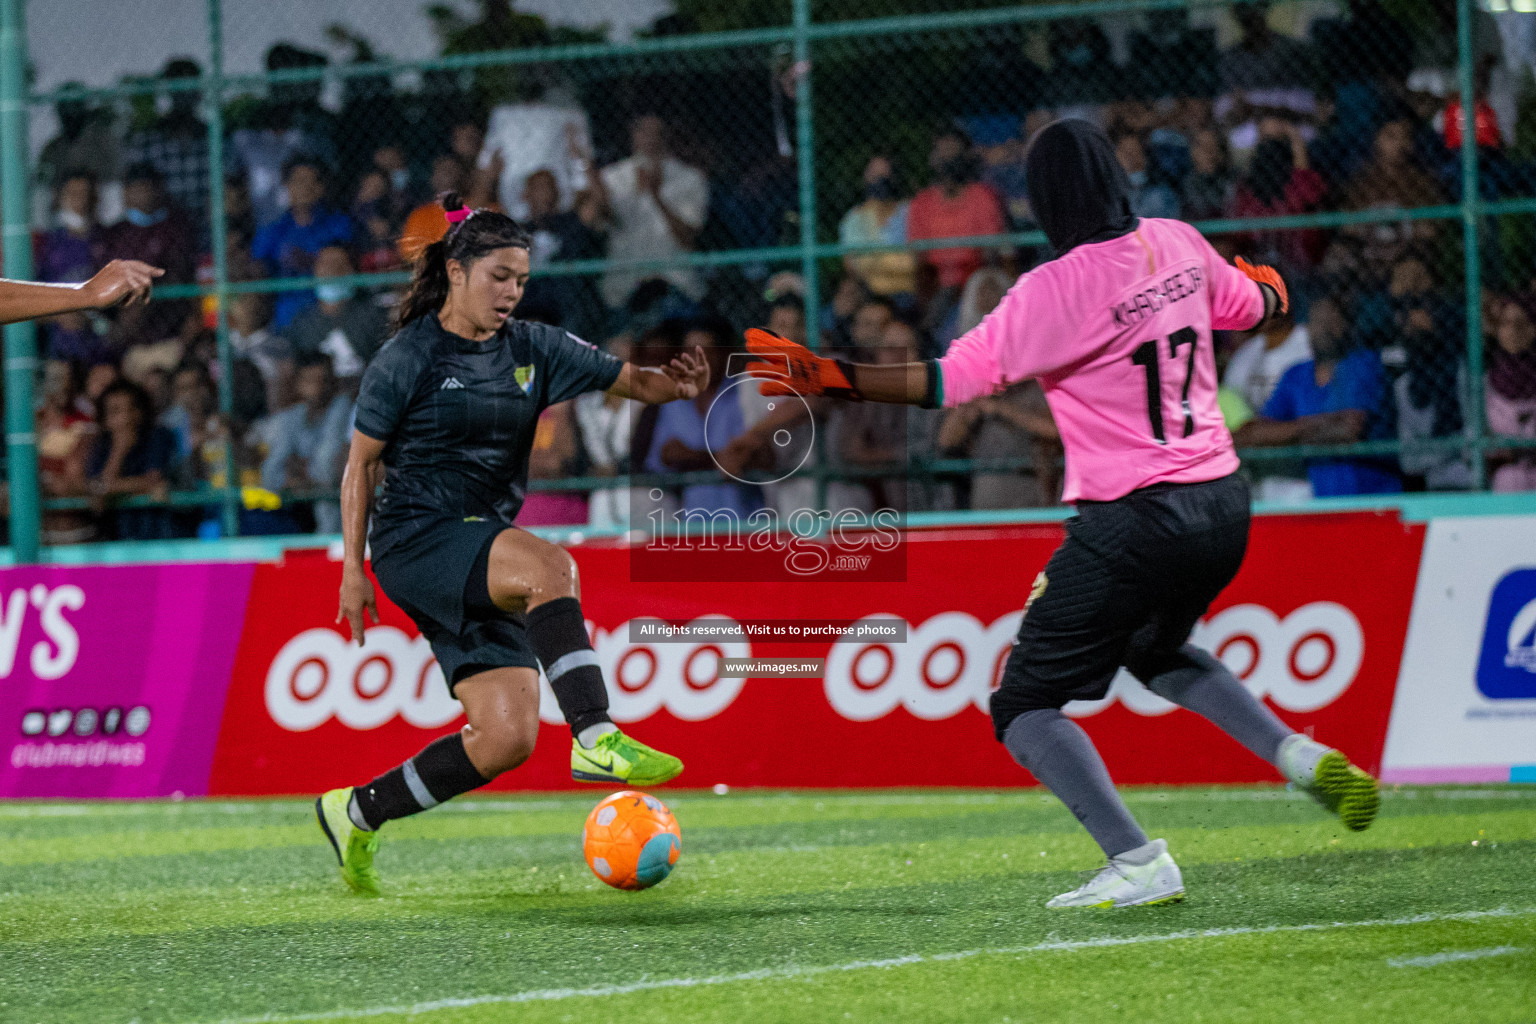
0, 787, 1532, 1024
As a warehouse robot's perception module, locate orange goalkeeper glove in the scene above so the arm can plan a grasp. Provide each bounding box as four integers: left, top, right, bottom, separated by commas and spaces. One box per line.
1235, 257, 1288, 316
743, 328, 863, 400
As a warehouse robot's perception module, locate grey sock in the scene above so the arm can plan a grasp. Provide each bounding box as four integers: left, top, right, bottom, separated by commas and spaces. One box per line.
1003, 708, 1149, 859
346, 791, 373, 832
1144, 645, 1294, 766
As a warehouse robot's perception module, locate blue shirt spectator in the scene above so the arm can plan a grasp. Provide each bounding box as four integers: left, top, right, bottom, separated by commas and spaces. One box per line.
1262, 350, 1401, 496
251, 157, 356, 328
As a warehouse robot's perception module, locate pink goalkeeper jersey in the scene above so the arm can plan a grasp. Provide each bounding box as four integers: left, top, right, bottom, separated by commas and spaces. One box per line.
939, 218, 1266, 502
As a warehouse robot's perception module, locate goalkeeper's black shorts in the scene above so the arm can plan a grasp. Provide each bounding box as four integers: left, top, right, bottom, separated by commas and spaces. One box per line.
988, 472, 1251, 739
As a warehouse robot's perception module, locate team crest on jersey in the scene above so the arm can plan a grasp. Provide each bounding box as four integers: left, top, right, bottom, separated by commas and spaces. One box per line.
1024, 571, 1048, 616
515, 364, 537, 391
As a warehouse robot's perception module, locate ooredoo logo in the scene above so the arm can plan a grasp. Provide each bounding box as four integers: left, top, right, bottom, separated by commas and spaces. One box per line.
265, 618, 750, 732
823, 602, 1365, 722
1475, 568, 1536, 700
265, 627, 463, 732
595, 616, 749, 723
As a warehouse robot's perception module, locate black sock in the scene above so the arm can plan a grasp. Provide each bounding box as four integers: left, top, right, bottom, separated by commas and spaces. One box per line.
351, 732, 489, 830
527, 596, 612, 737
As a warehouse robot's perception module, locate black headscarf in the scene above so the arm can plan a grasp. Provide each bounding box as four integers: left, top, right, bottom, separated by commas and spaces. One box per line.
1024, 119, 1138, 257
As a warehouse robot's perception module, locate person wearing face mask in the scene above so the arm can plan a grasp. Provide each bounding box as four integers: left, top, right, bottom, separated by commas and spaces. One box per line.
123, 58, 211, 236
838, 155, 917, 298
906, 128, 1005, 297
251, 157, 358, 328
279, 245, 387, 390
102, 163, 196, 345
319, 194, 706, 896
37, 171, 111, 365
1112, 131, 1181, 220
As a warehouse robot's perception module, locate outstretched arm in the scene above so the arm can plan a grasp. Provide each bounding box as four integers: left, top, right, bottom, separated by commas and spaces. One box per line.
0, 260, 164, 326
741, 328, 939, 407
608, 346, 711, 405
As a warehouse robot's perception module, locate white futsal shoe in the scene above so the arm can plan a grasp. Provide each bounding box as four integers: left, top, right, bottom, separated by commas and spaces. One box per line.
1047, 838, 1185, 908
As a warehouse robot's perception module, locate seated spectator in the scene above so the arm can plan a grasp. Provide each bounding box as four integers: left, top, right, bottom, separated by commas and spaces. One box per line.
597, 114, 708, 311
1394, 280, 1471, 490
260, 353, 352, 533
103, 162, 196, 342
939, 266, 1013, 356
1487, 294, 1536, 491
644, 317, 759, 517
848, 296, 896, 357
821, 274, 869, 351
479, 88, 593, 221
86, 379, 179, 540
400, 154, 469, 261
838, 155, 917, 298
1182, 128, 1234, 221
1218, 2, 1317, 94
1341, 118, 1444, 280
574, 336, 642, 530
1113, 132, 1181, 220
906, 128, 1005, 297
939, 379, 1059, 510
1222, 307, 1312, 414
518, 403, 589, 527
765, 294, 808, 347
369, 143, 416, 230
36, 359, 98, 545
251, 157, 357, 328
122, 59, 210, 234
1234, 297, 1400, 497
981, 111, 1050, 232
279, 245, 386, 386
35, 85, 121, 221
1230, 122, 1326, 274
36, 170, 110, 365
228, 291, 292, 413
351, 169, 401, 273
161, 361, 220, 483
519, 168, 607, 340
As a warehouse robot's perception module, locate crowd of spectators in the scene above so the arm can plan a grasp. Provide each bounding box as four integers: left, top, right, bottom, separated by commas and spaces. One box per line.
19, 1, 1536, 540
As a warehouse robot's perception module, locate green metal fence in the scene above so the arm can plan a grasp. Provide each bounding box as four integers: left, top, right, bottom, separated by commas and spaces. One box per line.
4, 0, 1532, 562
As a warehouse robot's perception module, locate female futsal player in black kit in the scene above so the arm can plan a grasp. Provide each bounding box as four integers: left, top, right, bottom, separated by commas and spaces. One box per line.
316, 195, 707, 895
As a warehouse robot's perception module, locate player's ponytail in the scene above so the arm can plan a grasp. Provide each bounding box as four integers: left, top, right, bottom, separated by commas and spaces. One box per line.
395, 191, 534, 329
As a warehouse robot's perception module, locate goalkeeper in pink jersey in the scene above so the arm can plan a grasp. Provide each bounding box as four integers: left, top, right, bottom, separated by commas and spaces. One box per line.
744, 119, 1378, 909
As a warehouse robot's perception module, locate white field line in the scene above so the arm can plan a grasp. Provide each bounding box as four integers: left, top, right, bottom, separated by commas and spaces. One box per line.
1387, 945, 1525, 968
5, 787, 1532, 819
201, 906, 1536, 1024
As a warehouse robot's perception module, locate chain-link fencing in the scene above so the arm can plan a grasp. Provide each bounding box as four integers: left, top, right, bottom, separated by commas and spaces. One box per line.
4, 0, 1531, 554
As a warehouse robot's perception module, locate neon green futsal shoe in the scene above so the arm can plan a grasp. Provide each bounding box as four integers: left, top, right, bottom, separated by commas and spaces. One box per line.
1279, 736, 1379, 832
571, 730, 684, 786
315, 787, 382, 896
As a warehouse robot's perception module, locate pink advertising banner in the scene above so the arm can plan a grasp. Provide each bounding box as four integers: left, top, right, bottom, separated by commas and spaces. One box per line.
0, 564, 253, 798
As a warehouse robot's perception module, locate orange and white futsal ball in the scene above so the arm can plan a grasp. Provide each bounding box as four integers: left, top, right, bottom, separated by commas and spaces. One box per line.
581, 790, 682, 890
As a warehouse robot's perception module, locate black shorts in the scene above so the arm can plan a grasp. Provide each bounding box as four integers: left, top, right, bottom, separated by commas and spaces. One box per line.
370, 516, 538, 695
989, 473, 1251, 738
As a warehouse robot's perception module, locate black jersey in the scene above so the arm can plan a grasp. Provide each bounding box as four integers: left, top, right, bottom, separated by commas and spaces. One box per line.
354, 313, 622, 554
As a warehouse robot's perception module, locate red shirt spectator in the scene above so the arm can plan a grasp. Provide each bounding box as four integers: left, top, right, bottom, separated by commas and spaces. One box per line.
907, 128, 1005, 290
1230, 128, 1325, 272
907, 181, 1005, 290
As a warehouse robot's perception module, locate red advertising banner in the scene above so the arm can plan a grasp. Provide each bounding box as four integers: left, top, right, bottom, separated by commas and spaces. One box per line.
208, 512, 1424, 795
